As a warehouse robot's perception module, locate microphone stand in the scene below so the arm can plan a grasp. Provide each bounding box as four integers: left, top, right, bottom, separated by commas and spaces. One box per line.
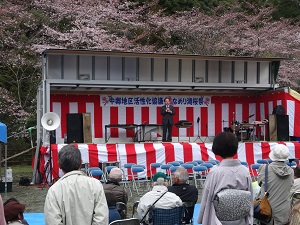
194, 117, 204, 142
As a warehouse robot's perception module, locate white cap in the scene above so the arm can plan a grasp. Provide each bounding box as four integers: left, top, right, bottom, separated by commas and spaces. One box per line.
108, 168, 122, 180
269, 144, 289, 162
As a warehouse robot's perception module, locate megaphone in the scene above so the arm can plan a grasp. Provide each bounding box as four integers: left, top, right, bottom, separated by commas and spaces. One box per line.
41, 112, 60, 131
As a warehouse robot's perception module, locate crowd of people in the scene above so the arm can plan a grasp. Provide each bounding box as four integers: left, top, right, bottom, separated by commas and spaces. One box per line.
2, 132, 300, 224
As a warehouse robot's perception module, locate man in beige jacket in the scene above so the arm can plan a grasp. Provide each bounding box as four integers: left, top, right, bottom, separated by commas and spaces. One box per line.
44, 144, 108, 225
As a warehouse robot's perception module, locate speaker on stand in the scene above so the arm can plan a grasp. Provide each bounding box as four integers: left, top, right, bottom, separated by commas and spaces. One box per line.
41, 112, 60, 186
194, 117, 204, 142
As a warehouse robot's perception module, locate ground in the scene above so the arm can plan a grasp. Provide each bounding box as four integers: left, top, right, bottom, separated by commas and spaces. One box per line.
1, 165, 203, 217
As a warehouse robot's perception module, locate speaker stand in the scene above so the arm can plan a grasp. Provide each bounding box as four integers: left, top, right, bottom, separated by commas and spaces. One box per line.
194, 117, 204, 142
39, 131, 58, 188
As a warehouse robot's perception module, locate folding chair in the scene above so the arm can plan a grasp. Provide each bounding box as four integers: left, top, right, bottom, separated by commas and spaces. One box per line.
182, 201, 195, 224
116, 202, 127, 219
168, 161, 181, 166
118, 168, 133, 197
132, 201, 139, 218
149, 206, 184, 225
240, 161, 249, 167
160, 164, 172, 184
174, 160, 184, 165
200, 162, 214, 170
109, 218, 140, 225
257, 159, 268, 164
123, 163, 136, 180
150, 163, 162, 179
89, 168, 105, 183
193, 160, 203, 165
286, 161, 297, 167
185, 161, 198, 166
206, 160, 217, 166
193, 165, 207, 188
209, 159, 220, 165
250, 163, 261, 181
131, 165, 151, 196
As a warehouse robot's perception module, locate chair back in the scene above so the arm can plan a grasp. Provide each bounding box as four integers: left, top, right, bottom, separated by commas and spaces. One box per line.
168, 161, 181, 166
116, 202, 127, 219
182, 201, 195, 224
200, 162, 214, 169
132, 201, 139, 218
150, 206, 184, 225
109, 218, 139, 225
193, 160, 203, 165
257, 159, 268, 164
150, 163, 162, 178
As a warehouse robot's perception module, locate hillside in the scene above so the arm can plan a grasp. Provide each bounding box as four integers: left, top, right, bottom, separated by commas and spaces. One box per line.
0, 0, 300, 134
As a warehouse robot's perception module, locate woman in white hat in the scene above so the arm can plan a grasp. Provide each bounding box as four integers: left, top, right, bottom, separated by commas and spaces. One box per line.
257, 144, 294, 225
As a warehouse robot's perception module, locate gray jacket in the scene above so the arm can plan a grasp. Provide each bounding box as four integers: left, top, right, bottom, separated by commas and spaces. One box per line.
257, 162, 294, 225
197, 159, 253, 225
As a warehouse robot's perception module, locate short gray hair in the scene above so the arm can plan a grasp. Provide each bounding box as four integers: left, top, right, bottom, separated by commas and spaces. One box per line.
174, 167, 189, 182
59, 144, 82, 173
153, 177, 167, 186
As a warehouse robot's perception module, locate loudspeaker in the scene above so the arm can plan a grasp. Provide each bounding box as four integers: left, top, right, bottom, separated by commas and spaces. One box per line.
272, 105, 286, 115
269, 114, 289, 141
67, 113, 84, 143
277, 115, 289, 141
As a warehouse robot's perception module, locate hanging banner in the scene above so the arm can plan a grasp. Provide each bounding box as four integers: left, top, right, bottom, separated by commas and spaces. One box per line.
100, 95, 211, 107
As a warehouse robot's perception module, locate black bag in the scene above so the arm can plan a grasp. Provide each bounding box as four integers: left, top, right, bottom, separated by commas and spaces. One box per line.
19, 177, 30, 186
253, 164, 272, 223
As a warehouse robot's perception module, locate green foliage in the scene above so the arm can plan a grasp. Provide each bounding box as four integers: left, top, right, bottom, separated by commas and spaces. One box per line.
271, 0, 300, 23
57, 16, 76, 33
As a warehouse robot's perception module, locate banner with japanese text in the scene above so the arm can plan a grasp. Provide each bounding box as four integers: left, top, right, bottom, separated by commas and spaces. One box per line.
100, 95, 211, 107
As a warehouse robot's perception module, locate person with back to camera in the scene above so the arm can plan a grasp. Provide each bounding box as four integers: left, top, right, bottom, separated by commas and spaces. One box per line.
104, 167, 128, 218
161, 97, 175, 142
197, 132, 253, 225
105, 192, 121, 223
137, 172, 182, 222
44, 144, 108, 225
168, 167, 198, 224
257, 144, 293, 225
3, 198, 28, 225
3, 199, 27, 225
0, 195, 7, 225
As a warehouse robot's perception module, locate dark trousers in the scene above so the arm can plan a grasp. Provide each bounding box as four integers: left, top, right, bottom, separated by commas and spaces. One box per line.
162, 122, 173, 142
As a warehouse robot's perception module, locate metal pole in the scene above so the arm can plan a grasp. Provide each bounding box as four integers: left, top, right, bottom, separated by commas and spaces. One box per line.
0, 144, 2, 182
4, 144, 7, 193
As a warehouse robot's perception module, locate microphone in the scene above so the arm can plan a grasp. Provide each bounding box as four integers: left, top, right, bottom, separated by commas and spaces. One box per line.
197, 117, 200, 124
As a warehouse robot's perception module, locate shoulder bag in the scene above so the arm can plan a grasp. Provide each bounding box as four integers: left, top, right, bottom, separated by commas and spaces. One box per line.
213, 189, 252, 221
253, 164, 272, 223
140, 191, 167, 225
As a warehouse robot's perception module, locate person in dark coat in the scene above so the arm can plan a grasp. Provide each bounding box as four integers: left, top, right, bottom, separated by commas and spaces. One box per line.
168, 167, 198, 224
161, 97, 175, 142
105, 192, 121, 223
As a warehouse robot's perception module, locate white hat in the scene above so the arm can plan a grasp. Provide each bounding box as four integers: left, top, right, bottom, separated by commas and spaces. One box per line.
269, 144, 289, 162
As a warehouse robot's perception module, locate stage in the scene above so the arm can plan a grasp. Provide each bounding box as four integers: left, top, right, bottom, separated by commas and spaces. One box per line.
39, 141, 300, 180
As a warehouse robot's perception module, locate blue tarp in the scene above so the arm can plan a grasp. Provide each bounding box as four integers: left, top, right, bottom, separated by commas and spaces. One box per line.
0, 122, 7, 143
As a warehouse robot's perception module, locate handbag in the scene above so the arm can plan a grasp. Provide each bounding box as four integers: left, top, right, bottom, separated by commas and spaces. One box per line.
213, 189, 252, 221
253, 164, 272, 223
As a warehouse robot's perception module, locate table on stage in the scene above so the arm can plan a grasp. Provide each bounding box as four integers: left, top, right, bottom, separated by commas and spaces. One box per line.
105, 124, 139, 142
239, 122, 266, 142
105, 123, 163, 142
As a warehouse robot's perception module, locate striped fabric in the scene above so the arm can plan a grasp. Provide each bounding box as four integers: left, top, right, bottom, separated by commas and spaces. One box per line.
50, 91, 300, 144
40, 142, 300, 181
